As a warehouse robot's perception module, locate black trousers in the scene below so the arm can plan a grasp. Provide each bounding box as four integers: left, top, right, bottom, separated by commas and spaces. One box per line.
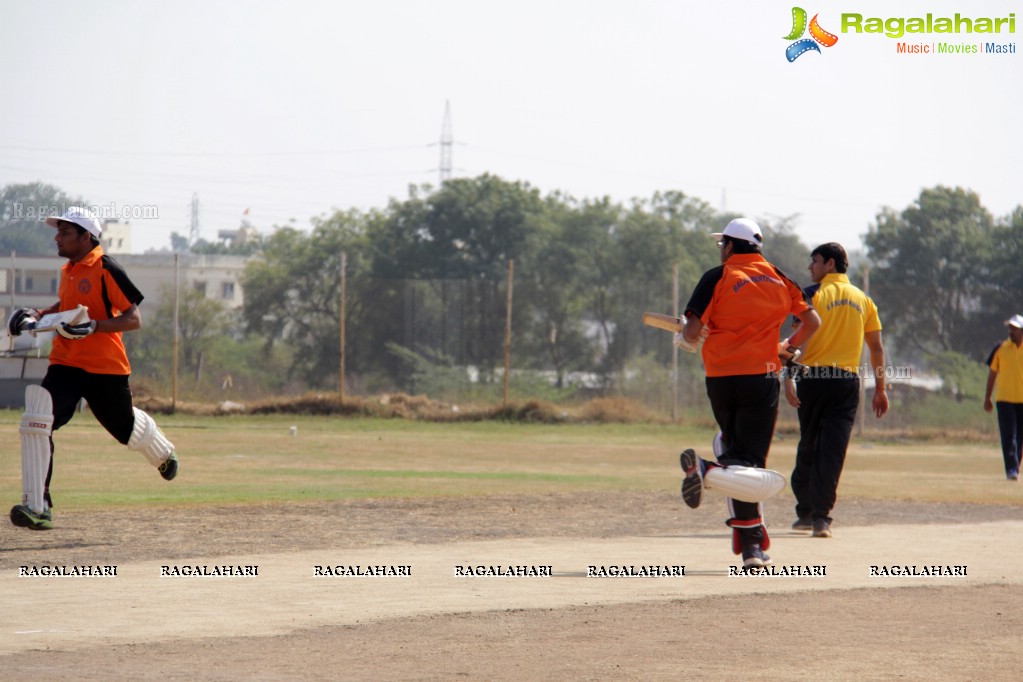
790, 376, 859, 523
705, 374, 779, 547
995, 401, 1023, 476
40, 364, 136, 507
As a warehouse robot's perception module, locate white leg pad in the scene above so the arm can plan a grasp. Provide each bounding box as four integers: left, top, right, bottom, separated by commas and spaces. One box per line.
127, 408, 175, 467
20, 386, 53, 514
706, 465, 785, 503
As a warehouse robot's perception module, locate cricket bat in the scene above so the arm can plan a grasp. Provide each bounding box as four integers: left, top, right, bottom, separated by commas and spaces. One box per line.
642, 311, 705, 353
32, 305, 89, 334
641, 312, 684, 333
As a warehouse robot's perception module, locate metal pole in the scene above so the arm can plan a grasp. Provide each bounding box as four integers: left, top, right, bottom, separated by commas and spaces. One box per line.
172, 253, 180, 413
672, 262, 679, 422
339, 251, 347, 400
503, 259, 514, 405
10, 250, 16, 308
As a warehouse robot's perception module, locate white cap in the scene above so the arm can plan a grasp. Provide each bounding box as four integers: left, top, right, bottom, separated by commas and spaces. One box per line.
711, 218, 763, 245
44, 206, 102, 239
1005, 314, 1023, 329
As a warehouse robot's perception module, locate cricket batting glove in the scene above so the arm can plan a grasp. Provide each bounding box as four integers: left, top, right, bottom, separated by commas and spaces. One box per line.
7, 308, 39, 336
57, 320, 98, 340
672, 332, 698, 353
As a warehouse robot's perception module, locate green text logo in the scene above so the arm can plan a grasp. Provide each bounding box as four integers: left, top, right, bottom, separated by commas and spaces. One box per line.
841, 13, 1015, 39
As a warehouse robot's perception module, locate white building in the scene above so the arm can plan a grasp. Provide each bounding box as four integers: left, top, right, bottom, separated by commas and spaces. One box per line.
101, 219, 133, 254
1, 251, 250, 318
1, 249, 253, 405
116, 252, 249, 311
0, 254, 63, 313
2, 214, 256, 405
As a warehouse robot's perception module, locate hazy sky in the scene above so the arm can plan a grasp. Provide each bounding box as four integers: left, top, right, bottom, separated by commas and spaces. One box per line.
1, 0, 1019, 254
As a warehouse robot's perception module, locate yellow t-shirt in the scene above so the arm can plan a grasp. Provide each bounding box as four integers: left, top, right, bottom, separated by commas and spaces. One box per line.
990, 339, 1023, 403
800, 273, 881, 372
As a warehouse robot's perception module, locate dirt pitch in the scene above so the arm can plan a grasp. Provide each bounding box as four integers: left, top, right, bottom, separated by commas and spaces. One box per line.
2, 490, 1021, 680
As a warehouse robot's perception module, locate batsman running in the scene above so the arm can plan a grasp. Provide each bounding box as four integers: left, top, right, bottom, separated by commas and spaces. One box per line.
6, 207, 178, 531
672, 219, 819, 569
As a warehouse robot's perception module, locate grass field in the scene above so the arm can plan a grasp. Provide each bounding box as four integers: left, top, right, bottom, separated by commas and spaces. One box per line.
1, 411, 1018, 510
2, 410, 1021, 680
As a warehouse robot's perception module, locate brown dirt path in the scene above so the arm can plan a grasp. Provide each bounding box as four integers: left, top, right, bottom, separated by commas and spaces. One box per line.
1, 491, 1020, 680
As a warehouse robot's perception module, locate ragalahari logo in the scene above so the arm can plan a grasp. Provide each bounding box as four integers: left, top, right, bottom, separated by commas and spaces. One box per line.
784, 7, 839, 61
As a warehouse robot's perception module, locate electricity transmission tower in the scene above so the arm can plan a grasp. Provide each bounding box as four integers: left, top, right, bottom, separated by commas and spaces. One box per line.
189, 193, 200, 245
439, 100, 453, 185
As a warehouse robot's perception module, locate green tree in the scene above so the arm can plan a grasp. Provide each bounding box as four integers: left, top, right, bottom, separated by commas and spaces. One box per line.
190, 235, 264, 256
366, 175, 544, 385
241, 210, 375, 389
169, 232, 190, 253
759, 215, 812, 288
425, 175, 542, 278
926, 350, 988, 401
976, 206, 1023, 345
370, 175, 542, 279
514, 194, 616, 387
864, 186, 995, 359
0, 182, 89, 255
128, 285, 232, 383
600, 191, 718, 380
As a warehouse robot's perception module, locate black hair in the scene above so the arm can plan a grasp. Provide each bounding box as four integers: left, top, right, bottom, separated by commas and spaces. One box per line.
810, 242, 848, 273
59, 220, 100, 245
724, 236, 761, 254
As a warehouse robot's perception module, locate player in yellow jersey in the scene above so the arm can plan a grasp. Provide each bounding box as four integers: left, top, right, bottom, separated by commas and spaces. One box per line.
784, 242, 888, 538
983, 314, 1023, 481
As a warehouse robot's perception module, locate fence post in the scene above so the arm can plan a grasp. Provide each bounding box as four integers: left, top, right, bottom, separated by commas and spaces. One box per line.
339, 251, 347, 401
672, 262, 679, 422
172, 253, 179, 413
503, 260, 514, 405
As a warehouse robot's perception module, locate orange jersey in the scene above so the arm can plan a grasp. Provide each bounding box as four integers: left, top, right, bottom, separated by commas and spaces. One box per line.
48, 246, 144, 375
685, 253, 812, 377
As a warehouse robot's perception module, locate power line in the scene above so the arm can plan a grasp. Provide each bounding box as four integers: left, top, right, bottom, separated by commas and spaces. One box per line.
0, 143, 431, 158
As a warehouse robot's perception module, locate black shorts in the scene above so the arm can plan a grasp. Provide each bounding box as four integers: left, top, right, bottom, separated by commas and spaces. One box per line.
41, 364, 135, 445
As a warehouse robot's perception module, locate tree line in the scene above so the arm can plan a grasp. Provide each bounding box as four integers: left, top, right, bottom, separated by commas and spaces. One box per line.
2, 178, 1020, 403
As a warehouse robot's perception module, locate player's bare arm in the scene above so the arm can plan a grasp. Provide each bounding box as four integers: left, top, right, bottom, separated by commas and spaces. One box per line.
95, 304, 142, 334
984, 369, 997, 413
57, 305, 141, 340
783, 375, 800, 408
788, 309, 821, 349
681, 315, 704, 345
865, 330, 889, 418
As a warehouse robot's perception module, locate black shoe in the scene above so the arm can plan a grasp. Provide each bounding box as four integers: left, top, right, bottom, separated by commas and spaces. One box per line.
10, 504, 53, 530
679, 449, 704, 509
812, 518, 832, 538
792, 516, 813, 531
159, 453, 178, 481
742, 544, 773, 568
